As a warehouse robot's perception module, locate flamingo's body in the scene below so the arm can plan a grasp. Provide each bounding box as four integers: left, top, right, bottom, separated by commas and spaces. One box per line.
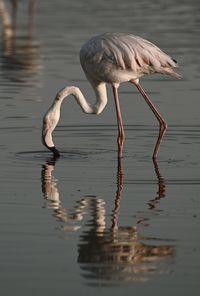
42, 33, 179, 158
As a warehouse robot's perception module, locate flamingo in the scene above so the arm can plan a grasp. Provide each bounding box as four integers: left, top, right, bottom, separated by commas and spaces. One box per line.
42, 33, 180, 158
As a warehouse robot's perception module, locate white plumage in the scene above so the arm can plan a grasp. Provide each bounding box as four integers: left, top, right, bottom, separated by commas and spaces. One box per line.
80, 33, 179, 83
42, 33, 180, 158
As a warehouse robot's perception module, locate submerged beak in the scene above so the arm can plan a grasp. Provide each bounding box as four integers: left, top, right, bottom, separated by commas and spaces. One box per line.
42, 123, 60, 157
48, 146, 60, 157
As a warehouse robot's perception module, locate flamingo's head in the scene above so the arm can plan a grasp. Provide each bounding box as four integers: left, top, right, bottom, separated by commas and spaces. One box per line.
42, 109, 60, 157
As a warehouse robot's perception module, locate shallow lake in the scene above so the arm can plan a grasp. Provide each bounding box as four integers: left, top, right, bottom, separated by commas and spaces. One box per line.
0, 0, 200, 295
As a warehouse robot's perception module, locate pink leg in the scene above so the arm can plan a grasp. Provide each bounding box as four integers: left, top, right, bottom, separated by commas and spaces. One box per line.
131, 81, 167, 159
112, 85, 125, 158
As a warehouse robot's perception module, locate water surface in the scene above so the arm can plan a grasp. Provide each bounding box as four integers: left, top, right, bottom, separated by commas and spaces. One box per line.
0, 0, 200, 295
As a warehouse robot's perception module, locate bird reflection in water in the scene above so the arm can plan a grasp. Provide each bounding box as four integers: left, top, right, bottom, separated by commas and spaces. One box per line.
0, 0, 41, 84
41, 154, 174, 284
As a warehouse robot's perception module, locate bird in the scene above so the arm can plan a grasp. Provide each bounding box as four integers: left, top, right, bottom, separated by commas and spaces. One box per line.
42, 32, 180, 159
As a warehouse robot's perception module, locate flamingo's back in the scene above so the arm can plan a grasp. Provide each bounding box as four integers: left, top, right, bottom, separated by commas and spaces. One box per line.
80, 33, 179, 84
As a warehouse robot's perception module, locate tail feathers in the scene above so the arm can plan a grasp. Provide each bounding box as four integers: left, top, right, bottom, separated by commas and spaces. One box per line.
162, 58, 181, 78
164, 67, 181, 78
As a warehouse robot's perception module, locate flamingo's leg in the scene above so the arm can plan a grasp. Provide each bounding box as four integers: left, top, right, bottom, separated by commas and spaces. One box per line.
112, 85, 125, 158
131, 81, 167, 159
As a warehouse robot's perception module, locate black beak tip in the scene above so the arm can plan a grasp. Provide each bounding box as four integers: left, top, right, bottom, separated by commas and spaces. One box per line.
49, 146, 60, 158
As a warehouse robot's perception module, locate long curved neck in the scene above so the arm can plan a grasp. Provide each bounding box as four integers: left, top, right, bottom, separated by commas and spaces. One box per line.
42, 83, 108, 155
54, 83, 108, 115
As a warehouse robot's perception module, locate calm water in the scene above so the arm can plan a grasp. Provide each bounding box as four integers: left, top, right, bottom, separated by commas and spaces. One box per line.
0, 0, 200, 295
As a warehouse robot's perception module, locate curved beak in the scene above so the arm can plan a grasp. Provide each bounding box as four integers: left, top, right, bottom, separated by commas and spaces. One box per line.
48, 146, 60, 157
42, 123, 60, 157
